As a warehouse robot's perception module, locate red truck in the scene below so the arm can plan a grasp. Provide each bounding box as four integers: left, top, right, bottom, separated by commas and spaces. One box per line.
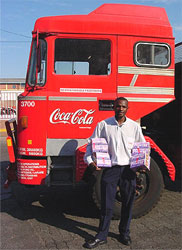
5, 4, 176, 218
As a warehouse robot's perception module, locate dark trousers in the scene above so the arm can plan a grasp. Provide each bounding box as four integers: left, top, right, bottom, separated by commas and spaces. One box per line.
96, 165, 136, 240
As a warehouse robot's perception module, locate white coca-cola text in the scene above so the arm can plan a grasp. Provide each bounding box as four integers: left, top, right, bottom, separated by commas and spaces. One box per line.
49, 108, 95, 125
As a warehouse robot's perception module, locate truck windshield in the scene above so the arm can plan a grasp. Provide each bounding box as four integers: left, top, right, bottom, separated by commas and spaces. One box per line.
27, 39, 47, 86
54, 39, 111, 75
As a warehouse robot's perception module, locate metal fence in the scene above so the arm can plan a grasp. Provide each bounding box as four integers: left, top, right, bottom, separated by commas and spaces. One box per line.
0, 91, 23, 120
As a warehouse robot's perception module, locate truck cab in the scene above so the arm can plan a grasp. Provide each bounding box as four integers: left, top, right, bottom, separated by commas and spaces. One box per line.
6, 4, 175, 218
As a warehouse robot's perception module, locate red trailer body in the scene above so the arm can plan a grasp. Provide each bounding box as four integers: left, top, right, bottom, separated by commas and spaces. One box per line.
6, 4, 176, 218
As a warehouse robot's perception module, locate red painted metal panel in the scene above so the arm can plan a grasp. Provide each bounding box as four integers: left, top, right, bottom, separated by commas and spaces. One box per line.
17, 92, 47, 156
6, 136, 15, 163
145, 136, 175, 181
75, 144, 87, 182
117, 35, 175, 120
48, 99, 98, 139
33, 4, 173, 39
17, 158, 47, 185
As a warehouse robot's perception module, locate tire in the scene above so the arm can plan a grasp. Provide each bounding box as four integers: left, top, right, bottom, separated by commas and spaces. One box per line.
92, 158, 164, 219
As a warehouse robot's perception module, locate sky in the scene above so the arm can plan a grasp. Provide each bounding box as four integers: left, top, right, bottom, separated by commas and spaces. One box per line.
0, 0, 181, 78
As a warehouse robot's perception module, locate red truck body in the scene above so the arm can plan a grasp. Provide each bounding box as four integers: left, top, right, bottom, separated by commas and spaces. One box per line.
5, 4, 176, 217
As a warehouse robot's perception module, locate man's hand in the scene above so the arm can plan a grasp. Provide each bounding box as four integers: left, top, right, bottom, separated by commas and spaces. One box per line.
89, 162, 102, 171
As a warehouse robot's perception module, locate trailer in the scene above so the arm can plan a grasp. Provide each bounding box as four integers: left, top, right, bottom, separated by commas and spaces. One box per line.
5, 4, 176, 218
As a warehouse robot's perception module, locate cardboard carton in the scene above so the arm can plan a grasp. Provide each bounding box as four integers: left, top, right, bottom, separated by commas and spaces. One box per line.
132, 148, 150, 155
91, 138, 111, 167
132, 142, 150, 149
95, 151, 111, 167
92, 144, 108, 153
130, 152, 150, 171
130, 142, 151, 171
96, 158, 112, 167
91, 138, 107, 145
91, 138, 108, 152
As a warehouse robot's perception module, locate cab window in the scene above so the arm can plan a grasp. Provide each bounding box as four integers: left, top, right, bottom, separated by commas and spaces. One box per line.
27, 39, 47, 86
54, 39, 111, 75
135, 42, 170, 67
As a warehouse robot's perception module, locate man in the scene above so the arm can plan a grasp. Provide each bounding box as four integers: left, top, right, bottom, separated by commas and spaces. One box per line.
83, 97, 145, 248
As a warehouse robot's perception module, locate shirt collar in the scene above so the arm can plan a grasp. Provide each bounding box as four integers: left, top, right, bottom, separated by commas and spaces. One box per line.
113, 116, 128, 126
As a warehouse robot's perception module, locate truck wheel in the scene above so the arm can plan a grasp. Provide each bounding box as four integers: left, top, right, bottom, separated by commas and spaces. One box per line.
92, 158, 164, 219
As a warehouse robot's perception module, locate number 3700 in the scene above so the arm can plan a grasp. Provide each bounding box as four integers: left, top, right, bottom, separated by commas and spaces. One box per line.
20, 101, 35, 107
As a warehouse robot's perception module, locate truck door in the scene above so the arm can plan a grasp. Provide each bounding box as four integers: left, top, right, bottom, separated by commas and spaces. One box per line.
47, 35, 117, 140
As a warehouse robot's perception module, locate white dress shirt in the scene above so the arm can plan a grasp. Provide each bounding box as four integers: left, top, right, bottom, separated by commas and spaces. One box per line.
84, 116, 146, 166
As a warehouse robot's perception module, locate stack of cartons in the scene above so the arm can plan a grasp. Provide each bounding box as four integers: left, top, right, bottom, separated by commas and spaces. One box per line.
91, 138, 111, 167
130, 142, 151, 171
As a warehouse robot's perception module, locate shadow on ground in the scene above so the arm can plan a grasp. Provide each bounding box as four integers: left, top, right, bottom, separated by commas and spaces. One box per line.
1, 160, 181, 242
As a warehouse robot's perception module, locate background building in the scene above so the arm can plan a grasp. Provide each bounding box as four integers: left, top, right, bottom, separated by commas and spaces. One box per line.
0, 78, 25, 90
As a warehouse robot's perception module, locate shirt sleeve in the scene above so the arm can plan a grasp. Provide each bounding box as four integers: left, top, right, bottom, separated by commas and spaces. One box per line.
84, 122, 103, 165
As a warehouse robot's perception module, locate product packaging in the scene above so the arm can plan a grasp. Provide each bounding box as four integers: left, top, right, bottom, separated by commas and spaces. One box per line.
132, 142, 150, 149
91, 138, 108, 153
91, 138, 111, 167
130, 142, 151, 171
130, 152, 150, 171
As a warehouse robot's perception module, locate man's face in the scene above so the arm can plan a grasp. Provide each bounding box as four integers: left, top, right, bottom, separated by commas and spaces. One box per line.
114, 100, 128, 120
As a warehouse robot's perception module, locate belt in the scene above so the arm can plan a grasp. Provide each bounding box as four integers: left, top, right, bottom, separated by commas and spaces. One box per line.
113, 164, 130, 168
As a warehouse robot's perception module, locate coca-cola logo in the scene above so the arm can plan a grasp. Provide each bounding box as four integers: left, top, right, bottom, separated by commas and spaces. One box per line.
49, 108, 95, 125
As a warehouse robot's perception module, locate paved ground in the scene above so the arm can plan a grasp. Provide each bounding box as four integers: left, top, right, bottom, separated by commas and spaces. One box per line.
0, 120, 7, 137
1, 137, 182, 250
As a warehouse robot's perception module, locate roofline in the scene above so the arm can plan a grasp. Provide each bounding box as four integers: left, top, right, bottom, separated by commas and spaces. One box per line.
0, 78, 26, 84
33, 4, 173, 39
